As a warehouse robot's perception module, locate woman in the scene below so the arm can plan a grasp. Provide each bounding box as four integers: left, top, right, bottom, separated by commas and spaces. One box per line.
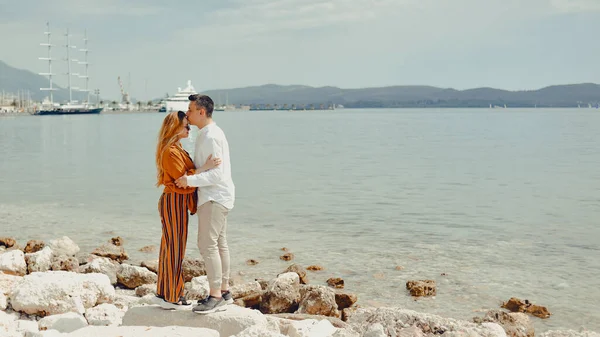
154, 110, 220, 310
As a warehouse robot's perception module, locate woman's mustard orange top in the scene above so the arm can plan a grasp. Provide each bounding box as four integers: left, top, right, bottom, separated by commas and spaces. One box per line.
160, 144, 197, 195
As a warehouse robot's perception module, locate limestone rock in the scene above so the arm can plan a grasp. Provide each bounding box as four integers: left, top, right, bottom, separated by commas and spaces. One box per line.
24, 240, 45, 254
0, 272, 23, 297
406, 280, 436, 297
116, 264, 157, 289
92, 243, 128, 263
80, 257, 120, 285
62, 325, 220, 337
9, 271, 115, 316
0, 237, 16, 248
260, 272, 301, 314
184, 276, 209, 300
280, 253, 294, 261
233, 324, 287, 337
297, 285, 340, 318
47, 237, 80, 257
335, 291, 357, 310
283, 264, 309, 284
0, 250, 27, 276
347, 307, 507, 337
327, 277, 344, 289
474, 309, 535, 337
25, 247, 53, 274
134, 283, 156, 297
84, 303, 124, 326
182, 257, 206, 282
231, 281, 262, 299
50, 255, 79, 272
539, 330, 600, 337
502, 297, 551, 319
122, 304, 268, 337
38, 312, 88, 333
285, 319, 338, 337
140, 260, 158, 274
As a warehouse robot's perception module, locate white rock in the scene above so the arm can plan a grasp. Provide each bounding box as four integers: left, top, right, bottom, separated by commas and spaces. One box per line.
286, 319, 337, 337
134, 283, 156, 297
16, 319, 40, 335
0, 310, 19, 335
38, 312, 87, 333
540, 330, 600, 337
265, 315, 285, 334
0, 292, 7, 310
25, 247, 54, 273
363, 323, 386, 337
230, 281, 262, 299
10, 271, 115, 316
84, 303, 123, 326
480, 323, 508, 337
47, 237, 79, 257
0, 272, 23, 294
184, 276, 209, 300
25, 329, 63, 337
122, 304, 268, 336
116, 264, 157, 289
233, 324, 287, 337
331, 328, 361, 337
80, 257, 120, 285
260, 272, 301, 314
0, 250, 27, 276
112, 294, 145, 310
347, 307, 507, 337
67, 325, 220, 337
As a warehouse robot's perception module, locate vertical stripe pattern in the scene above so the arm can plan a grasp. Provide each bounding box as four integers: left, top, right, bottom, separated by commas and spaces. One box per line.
156, 191, 196, 303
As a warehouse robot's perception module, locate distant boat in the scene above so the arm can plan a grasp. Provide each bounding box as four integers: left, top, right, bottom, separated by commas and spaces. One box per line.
37, 103, 102, 115
165, 80, 196, 112
36, 23, 103, 116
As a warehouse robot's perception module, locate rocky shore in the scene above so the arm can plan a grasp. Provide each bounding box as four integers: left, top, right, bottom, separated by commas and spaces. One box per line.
0, 236, 598, 337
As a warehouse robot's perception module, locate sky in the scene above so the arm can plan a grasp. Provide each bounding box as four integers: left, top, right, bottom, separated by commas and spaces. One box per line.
0, 0, 599, 101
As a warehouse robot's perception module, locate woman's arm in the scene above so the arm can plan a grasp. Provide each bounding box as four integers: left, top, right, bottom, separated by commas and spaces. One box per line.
163, 148, 191, 181
197, 154, 221, 173
181, 154, 221, 176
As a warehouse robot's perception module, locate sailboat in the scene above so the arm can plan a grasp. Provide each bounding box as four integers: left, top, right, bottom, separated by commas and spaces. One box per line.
36, 23, 102, 115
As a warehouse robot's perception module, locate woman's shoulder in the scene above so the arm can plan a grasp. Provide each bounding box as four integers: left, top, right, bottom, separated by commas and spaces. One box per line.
164, 144, 184, 158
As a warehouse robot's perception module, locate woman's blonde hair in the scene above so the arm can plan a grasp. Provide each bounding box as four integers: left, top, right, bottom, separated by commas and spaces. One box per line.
156, 111, 187, 186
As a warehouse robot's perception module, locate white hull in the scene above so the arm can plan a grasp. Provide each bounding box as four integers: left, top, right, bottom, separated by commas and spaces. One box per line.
165, 100, 189, 112
165, 80, 197, 113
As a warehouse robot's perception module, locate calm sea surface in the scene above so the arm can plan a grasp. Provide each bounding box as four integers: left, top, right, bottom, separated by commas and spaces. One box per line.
1, 108, 599, 332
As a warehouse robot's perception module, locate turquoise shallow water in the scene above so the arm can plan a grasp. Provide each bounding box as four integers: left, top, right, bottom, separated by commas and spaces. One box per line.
1, 108, 599, 332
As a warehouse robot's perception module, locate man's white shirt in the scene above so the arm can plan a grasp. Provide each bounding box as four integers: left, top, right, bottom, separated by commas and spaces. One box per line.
186, 122, 235, 210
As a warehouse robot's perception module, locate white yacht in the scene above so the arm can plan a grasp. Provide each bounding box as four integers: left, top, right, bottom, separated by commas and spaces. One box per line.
165, 80, 197, 112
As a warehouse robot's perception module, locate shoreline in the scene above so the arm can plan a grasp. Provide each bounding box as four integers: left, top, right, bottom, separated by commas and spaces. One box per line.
1, 235, 599, 337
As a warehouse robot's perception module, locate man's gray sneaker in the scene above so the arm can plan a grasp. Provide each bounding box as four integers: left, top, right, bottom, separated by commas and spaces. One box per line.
196, 291, 234, 305
222, 291, 234, 305
192, 296, 226, 314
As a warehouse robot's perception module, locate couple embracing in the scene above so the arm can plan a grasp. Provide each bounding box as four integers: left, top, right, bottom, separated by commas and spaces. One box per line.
153, 94, 234, 314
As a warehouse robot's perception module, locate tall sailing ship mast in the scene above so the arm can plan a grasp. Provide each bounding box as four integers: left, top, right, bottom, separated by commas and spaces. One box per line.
36, 23, 102, 115
39, 22, 57, 108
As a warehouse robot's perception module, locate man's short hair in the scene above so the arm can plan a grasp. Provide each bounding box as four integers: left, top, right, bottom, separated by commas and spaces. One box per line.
188, 94, 214, 118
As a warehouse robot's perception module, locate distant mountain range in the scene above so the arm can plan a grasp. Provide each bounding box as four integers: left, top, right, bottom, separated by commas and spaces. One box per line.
203, 83, 600, 108
1, 60, 599, 108
0, 60, 88, 103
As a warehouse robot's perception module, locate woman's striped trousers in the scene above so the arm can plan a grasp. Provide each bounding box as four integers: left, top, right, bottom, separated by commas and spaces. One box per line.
156, 192, 196, 303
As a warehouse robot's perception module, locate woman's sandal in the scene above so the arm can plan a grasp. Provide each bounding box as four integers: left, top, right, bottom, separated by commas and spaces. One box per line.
153, 295, 193, 310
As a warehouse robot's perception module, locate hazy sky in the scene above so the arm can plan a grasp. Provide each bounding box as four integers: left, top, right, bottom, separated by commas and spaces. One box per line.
0, 0, 599, 100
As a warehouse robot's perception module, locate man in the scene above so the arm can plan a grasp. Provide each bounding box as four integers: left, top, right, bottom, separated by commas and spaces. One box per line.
175, 94, 235, 314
